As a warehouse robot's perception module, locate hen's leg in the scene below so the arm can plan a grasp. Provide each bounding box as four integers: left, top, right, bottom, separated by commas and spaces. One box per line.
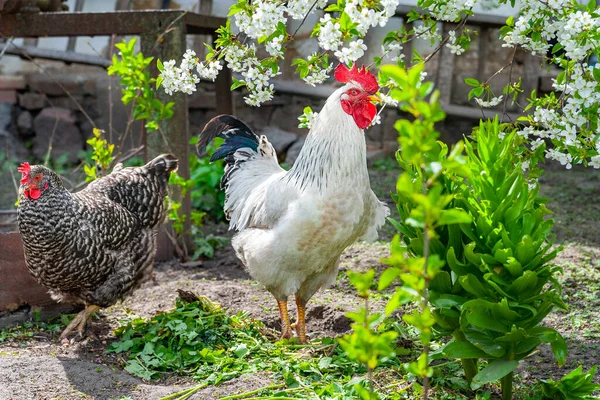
59, 304, 101, 340
277, 299, 293, 339
295, 296, 308, 344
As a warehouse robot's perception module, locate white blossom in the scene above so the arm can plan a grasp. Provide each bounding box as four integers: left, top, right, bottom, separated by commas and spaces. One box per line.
475, 96, 503, 108
334, 39, 367, 64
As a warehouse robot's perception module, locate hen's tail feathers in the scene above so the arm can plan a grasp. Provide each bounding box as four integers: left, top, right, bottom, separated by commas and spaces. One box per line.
197, 115, 259, 163
147, 153, 179, 187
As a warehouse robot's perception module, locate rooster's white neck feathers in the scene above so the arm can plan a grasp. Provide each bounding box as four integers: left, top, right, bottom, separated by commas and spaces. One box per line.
287, 84, 369, 192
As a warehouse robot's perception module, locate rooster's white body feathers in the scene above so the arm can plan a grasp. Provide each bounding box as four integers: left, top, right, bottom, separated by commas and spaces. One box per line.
216, 85, 389, 301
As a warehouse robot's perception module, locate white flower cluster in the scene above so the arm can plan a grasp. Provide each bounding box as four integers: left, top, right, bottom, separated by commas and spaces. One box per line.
501, 0, 600, 167
555, 11, 600, 61
382, 42, 405, 63
475, 95, 503, 108
518, 62, 600, 168
265, 35, 284, 57
317, 0, 401, 64
334, 39, 368, 65
317, 14, 343, 51
286, 0, 327, 19
302, 54, 332, 87
160, 50, 223, 95
344, 0, 395, 36
414, 23, 440, 42
446, 30, 465, 55
380, 92, 399, 107
428, 0, 477, 22
234, 1, 287, 39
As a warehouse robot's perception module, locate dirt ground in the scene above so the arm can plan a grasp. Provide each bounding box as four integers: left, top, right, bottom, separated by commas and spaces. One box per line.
0, 161, 599, 399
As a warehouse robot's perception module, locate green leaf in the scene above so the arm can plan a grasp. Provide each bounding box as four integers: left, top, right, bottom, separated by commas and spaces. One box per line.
443, 341, 489, 359
438, 209, 472, 226
463, 326, 506, 357
464, 78, 480, 87
593, 68, 600, 83
471, 359, 518, 390
378, 267, 400, 291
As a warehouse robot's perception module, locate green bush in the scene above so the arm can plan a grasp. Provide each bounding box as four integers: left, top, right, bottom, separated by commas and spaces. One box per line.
391, 117, 567, 399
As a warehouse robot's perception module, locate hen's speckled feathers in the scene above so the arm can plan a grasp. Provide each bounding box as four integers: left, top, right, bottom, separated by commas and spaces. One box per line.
17, 154, 178, 308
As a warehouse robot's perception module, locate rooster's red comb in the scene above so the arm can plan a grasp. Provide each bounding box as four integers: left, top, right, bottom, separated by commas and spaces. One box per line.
334, 64, 379, 94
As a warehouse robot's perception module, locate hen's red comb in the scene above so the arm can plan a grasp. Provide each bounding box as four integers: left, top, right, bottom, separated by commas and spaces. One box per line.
17, 162, 31, 175
18, 162, 31, 184
334, 64, 379, 94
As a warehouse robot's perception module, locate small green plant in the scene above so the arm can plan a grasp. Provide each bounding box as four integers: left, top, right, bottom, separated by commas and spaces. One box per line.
108, 39, 225, 259
338, 270, 399, 399
377, 63, 471, 399
541, 366, 600, 400
84, 128, 115, 182
108, 38, 174, 132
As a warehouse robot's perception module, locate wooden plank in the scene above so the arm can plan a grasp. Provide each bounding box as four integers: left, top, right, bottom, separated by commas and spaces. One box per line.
395, 4, 509, 28
442, 103, 522, 121
0, 10, 225, 37
1, 43, 111, 67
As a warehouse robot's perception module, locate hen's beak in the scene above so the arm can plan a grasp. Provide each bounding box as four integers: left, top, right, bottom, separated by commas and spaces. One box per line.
19, 186, 25, 197
368, 94, 382, 103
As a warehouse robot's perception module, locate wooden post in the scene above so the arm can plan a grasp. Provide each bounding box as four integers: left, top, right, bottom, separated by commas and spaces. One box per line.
215, 62, 233, 114
522, 52, 541, 100
436, 22, 455, 106
402, 21, 414, 67
141, 14, 192, 258
477, 27, 489, 82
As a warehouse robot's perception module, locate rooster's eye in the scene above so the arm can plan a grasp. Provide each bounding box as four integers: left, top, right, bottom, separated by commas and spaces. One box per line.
348, 89, 360, 96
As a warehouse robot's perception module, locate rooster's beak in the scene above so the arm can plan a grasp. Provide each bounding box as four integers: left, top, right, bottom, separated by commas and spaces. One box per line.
367, 94, 382, 104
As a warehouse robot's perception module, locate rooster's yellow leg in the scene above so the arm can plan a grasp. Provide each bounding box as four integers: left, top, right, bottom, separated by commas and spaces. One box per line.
59, 304, 101, 340
277, 299, 293, 339
295, 298, 308, 344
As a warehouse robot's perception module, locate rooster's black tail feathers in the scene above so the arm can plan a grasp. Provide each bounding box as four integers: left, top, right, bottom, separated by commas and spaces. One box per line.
197, 115, 259, 163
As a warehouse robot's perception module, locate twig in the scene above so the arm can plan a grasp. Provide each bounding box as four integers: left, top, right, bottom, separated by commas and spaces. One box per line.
111, 102, 137, 169
43, 113, 60, 167
422, 15, 469, 64
0, 37, 14, 60
291, 0, 320, 39
501, 46, 518, 123
151, 11, 189, 56
218, 383, 286, 400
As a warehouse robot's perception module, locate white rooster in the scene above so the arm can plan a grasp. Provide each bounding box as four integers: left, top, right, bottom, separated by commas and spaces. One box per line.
197, 64, 389, 343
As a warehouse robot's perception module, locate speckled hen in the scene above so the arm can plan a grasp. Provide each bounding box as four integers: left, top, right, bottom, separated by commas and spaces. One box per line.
17, 154, 178, 339
197, 64, 389, 343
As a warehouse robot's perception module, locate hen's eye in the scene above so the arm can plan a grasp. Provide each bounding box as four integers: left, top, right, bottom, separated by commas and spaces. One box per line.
34, 175, 42, 181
